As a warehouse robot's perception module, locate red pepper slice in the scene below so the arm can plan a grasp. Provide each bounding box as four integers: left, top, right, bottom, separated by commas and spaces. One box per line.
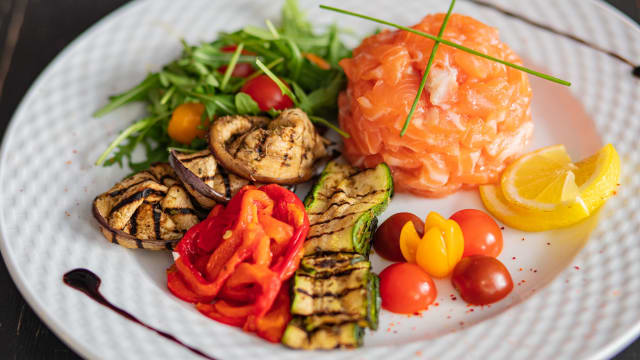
196, 303, 246, 327
166, 265, 209, 303
167, 184, 309, 342
225, 263, 281, 321
254, 285, 292, 343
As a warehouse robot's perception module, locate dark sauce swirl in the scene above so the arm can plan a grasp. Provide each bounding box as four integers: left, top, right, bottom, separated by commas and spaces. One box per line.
63, 268, 216, 360
470, 0, 640, 78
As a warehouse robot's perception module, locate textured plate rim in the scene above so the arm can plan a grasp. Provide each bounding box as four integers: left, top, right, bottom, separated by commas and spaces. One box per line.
0, 2, 150, 359
0, 0, 638, 359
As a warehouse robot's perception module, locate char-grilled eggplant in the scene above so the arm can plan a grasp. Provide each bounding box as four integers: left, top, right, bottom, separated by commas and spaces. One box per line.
92, 163, 199, 250
169, 148, 295, 208
169, 149, 252, 208
208, 108, 327, 185
303, 161, 393, 255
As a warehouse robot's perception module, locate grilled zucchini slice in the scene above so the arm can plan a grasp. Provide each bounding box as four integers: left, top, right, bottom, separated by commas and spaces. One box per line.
283, 161, 391, 350
281, 317, 364, 350
303, 161, 393, 255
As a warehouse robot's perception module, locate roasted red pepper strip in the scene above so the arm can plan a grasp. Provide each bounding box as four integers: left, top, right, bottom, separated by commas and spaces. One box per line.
167, 184, 309, 342
262, 184, 310, 281
196, 303, 246, 327
225, 263, 281, 322
166, 265, 209, 303
254, 285, 292, 343
219, 282, 256, 304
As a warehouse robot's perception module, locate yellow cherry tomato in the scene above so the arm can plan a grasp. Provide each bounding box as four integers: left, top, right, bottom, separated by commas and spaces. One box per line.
398, 211, 464, 278
399, 220, 421, 263
168, 103, 208, 144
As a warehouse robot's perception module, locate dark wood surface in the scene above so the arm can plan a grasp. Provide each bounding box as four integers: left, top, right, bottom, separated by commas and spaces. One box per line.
0, 1, 638, 359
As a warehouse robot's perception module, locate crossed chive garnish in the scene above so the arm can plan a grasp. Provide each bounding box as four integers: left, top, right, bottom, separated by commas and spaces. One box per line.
320, 2, 571, 136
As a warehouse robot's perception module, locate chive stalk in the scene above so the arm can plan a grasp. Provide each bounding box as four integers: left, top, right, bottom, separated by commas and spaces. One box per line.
220, 43, 245, 90
255, 59, 298, 103
319, 5, 571, 86
400, 0, 456, 136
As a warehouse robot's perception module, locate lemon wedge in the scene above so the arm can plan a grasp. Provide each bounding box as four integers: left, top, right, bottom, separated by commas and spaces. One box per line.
573, 143, 620, 212
482, 144, 620, 231
480, 184, 590, 231
501, 145, 584, 211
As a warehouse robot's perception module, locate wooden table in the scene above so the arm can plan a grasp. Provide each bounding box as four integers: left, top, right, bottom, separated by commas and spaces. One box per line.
0, 0, 637, 359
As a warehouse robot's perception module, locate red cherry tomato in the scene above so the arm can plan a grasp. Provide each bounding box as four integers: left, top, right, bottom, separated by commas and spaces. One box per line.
221, 45, 254, 54
451, 255, 513, 305
374, 213, 424, 262
217, 45, 254, 78
379, 263, 436, 314
240, 75, 294, 111
450, 209, 503, 258
218, 63, 254, 78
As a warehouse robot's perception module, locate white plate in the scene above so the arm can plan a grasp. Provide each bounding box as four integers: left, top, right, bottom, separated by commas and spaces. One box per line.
1, 0, 639, 359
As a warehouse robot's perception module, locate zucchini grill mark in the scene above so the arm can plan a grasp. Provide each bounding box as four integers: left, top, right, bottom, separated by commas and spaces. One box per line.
282, 161, 392, 350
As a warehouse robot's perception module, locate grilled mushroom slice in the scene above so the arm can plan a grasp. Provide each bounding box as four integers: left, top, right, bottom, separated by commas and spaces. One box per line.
169, 148, 253, 208
92, 163, 199, 250
209, 108, 327, 184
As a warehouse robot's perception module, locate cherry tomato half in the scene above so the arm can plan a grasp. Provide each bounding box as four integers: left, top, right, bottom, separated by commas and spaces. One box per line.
379, 263, 436, 314
217, 45, 254, 78
374, 213, 424, 262
240, 75, 294, 111
451, 255, 513, 306
450, 209, 503, 258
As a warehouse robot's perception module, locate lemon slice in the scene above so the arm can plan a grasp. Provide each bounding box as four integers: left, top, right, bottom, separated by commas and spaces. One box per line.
501, 145, 584, 211
573, 143, 620, 212
483, 144, 620, 231
479, 184, 590, 231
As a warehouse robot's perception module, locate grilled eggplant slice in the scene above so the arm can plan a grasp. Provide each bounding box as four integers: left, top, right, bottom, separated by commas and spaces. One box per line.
208, 108, 327, 184
169, 149, 252, 208
92, 163, 199, 250
282, 317, 364, 350
169, 148, 295, 208
303, 161, 393, 255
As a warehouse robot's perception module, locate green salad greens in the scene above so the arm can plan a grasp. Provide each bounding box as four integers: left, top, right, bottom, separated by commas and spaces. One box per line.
95, 0, 351, 172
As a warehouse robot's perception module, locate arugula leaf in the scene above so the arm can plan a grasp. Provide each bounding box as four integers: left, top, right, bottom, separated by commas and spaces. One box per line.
281, 0, 312, 38
235, 93, 261, 114
213, 95, 236, 115
94, 0, 353, 171
304, 73, 345, 112
243, 25, 278, 41
94, 74, 160, 117
309, 115, 350, 138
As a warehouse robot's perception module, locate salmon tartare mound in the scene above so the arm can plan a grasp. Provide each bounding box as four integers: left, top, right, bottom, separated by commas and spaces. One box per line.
339, 13, 533, 197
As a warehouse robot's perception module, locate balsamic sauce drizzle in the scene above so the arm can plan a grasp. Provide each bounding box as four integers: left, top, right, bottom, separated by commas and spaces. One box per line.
63, 268, 216, 360
470, 0, 640, 78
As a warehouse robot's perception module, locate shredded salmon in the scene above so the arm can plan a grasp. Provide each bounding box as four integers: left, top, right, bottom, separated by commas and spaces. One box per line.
339, 14, 533, 197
